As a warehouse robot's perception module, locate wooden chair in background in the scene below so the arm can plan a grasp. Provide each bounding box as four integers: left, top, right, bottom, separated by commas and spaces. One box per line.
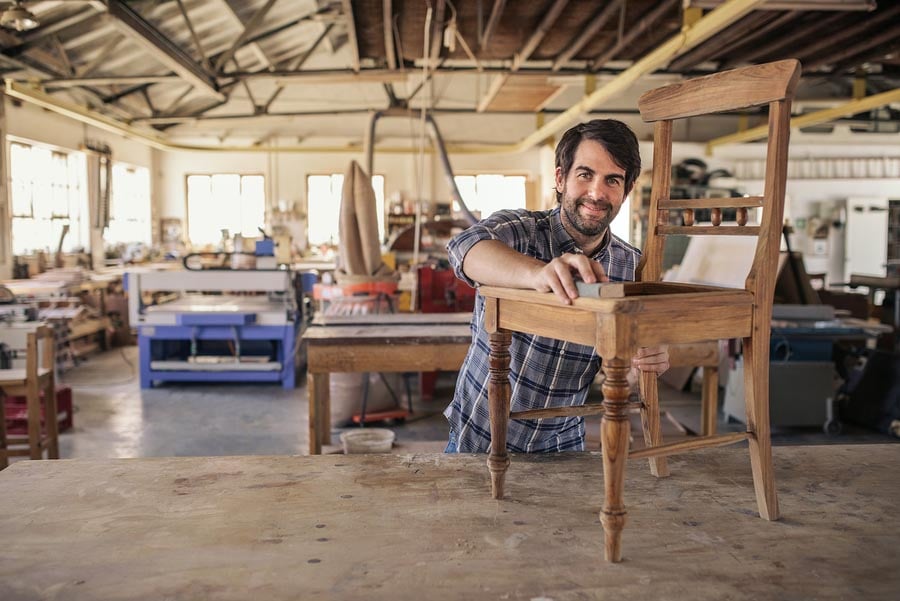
478, 59, 800, 561
0, 325, 59, 469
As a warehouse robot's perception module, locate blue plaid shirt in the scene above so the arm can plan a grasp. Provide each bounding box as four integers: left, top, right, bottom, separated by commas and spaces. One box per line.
444, 207, 641, 453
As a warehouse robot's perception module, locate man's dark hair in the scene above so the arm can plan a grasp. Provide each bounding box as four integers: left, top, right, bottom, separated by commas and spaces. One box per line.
555, 119, 641, 202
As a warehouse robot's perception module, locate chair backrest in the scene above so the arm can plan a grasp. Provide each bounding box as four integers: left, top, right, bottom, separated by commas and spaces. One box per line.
25, 325, 54, 377
635, 59, 801, 303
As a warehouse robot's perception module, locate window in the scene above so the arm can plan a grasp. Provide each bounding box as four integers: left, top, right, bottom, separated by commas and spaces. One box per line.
454, 174, 527, 219
9, 141, 88, 255
307, 173, 385, 247
186, 174, 266, 247
106, 163, 152, 245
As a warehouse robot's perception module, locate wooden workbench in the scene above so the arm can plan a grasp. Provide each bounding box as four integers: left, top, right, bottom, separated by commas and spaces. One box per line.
0, 444, 897, 600
303, 313, 472, 454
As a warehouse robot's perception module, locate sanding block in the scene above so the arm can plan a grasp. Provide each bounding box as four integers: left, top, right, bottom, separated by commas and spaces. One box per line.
575, 281, 625, 298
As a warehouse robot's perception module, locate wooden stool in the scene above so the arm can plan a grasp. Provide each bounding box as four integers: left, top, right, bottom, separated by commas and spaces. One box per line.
0, 326, 59, 468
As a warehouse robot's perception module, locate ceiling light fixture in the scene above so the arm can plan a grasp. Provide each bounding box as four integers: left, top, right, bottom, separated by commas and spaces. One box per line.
0, 2, 39, 32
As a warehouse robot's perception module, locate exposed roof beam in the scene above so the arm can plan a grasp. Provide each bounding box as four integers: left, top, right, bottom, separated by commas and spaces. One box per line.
214, 0, 279, 73
590, 0, 679, 71
383, 0, 396, 70
805, 24, 900, 72
552, 0, 622, 71
104, 0, 224, 101
512, 0, 769, 153
706, 87, 900, 152
794, 3, 900, 63
480, 0, 507, 50
77, 33, 125, 77
175, 0, 212, 72
701, 10, 800, 66
690, 0, 875, 9
668, 10, 781, 70
341, 0, 360, 72
429, 0, 445, 64
18, 6, 101, 47
720, 12, 844, 68
512, 0, 571, 71
477, 0, 571, 112
45, 76, 182, 87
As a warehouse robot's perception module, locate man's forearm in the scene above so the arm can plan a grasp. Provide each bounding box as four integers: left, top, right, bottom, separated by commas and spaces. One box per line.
461, 240, 543, 288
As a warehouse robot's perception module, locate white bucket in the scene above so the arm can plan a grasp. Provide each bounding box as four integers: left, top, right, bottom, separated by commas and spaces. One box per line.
340, 428, 395, 454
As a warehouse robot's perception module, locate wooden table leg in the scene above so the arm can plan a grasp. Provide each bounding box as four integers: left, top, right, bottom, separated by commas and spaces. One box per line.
600, 357, 631, 562
44, 377, 59, 460
487, 330, 512, 499
308, 372, 330, 455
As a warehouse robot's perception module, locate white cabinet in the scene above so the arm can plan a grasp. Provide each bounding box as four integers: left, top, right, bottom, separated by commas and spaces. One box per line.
845, 197, 889, 277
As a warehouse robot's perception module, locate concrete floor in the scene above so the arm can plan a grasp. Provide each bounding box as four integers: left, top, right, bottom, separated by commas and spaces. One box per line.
39, 346, 896, 461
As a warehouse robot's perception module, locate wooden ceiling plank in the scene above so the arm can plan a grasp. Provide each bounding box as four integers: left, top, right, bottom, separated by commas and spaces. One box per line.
794, 3, 900, 62
479, 0, 507, 50
105, 0, 223, 100
383, 0, 396, 70
341, 0, 360, 72
175, 0, 213, 72
667, 10, 772, 71
722, 11, 845, 68
214, 0, 279, 73
805, 26, 900, 72
552, 0, 623, 71
591, 0, 681, 71
77, 33, 125, 78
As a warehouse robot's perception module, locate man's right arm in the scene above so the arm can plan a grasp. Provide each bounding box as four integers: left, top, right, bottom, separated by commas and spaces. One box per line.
462, 239, 608, 305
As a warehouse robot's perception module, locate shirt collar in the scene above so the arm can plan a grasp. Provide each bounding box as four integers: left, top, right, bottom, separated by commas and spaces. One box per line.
550, 206, 611, 259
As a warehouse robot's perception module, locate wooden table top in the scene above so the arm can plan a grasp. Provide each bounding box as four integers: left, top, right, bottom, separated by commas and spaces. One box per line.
303, 324, 472, 344
1, 445, 898, 600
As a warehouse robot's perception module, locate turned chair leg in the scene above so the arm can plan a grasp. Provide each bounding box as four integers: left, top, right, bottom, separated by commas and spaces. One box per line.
742, 333, 779, 521
600, 358, 632, 562
487, 330, 512, 499
638, 371, 669, 477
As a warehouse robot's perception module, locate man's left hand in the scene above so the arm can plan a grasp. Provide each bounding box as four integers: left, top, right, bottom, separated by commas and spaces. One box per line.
632, 346, 669, 375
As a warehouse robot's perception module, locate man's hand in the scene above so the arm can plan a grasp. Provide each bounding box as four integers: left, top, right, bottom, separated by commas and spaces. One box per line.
631, 346, 669, 375
531, 252, 608, 304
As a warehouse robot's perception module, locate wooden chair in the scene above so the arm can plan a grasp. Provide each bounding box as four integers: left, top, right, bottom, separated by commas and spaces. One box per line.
0, 325, 59, 468
478, 59, 800, 561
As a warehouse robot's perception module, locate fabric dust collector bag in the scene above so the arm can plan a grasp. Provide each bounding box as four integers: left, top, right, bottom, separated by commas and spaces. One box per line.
329, 160, 402, 425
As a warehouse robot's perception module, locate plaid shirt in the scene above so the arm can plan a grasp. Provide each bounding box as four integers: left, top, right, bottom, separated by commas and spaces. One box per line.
444, 207, 641, 453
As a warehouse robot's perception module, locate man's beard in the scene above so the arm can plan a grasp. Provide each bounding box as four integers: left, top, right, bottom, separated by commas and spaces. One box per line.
562, 194, 615, 237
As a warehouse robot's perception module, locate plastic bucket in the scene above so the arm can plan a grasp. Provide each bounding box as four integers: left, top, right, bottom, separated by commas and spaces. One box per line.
340, 428, 395, 454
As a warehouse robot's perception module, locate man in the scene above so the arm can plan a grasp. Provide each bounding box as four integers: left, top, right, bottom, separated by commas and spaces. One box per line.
444, 119, 669, 453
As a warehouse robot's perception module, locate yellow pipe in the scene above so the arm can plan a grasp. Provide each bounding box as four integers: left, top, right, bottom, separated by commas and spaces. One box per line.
706, 87, 900, 153
5, 0, 764, 156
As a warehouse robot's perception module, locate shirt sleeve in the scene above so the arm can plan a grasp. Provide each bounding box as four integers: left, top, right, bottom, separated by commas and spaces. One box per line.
446, 209, 535, 288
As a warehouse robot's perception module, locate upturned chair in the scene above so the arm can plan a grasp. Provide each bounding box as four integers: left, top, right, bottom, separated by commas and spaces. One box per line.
477, 59, 800, 562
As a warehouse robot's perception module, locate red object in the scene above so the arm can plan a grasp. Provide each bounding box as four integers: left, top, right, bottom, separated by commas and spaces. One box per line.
351, 407, 409, 424
4, 386, 73, 435
416, 266, 476, 313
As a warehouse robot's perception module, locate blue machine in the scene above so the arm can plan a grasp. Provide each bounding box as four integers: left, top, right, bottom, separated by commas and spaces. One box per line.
127, 270, 298, 389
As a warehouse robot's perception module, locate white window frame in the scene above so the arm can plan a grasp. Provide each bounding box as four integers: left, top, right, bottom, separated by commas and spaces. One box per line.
106, 162, 152, 245
185, 173, 267, 248
306, 173, 385, 247
453, 173, 529, 220
7, 138, 88, 255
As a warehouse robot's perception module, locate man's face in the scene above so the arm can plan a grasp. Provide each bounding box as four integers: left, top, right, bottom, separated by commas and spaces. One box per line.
555, 139, 630, 244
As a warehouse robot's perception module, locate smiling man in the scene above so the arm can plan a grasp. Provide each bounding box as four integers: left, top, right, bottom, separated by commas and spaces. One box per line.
444, 119, 670, 453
